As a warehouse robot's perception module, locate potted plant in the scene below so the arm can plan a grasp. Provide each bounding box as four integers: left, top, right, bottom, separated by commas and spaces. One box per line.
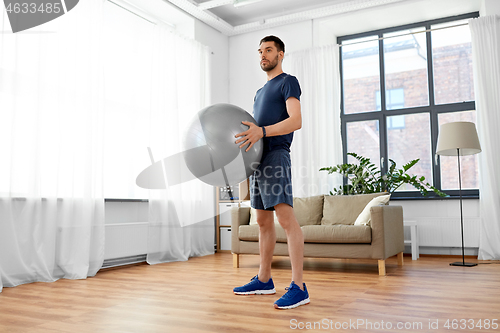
320, 152, 448, 197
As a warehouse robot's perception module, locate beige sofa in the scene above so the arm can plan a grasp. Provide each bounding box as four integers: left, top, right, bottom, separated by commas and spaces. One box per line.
231, 193, 404, 275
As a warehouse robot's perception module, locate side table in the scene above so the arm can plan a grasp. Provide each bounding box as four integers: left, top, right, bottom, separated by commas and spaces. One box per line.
404, 220, 419, 260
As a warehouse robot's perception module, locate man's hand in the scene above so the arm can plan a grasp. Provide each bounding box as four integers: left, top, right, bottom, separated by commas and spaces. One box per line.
235, 121, 264, 152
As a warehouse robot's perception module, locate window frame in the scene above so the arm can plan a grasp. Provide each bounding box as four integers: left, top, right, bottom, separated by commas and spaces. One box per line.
338, 12, 480, 200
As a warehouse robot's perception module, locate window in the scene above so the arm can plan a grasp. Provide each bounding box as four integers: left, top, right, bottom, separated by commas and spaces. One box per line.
339, 12, 479, 198
387, 115, 405, 129
346, 120, 380, 167
342, 36, 381, 114
376, 89, 405, 129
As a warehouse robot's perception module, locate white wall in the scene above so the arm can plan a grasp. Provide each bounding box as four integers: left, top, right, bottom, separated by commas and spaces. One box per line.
228, 20, 313, 112
481, 0, 500, 16
195, 20, 230, 104
227, 0, 486, 255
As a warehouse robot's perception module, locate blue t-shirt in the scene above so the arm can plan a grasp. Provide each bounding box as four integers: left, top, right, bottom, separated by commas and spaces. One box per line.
253, 73, 301, 152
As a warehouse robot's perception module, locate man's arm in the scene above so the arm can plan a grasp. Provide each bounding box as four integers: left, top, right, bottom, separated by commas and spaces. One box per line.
235, 97, 301, 152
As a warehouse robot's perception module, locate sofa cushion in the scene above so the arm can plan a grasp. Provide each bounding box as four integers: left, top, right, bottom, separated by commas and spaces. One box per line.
239, 224, 371, 244
293, 195, 324, 226
321, 192, 387, 225
301, 225, 371, 244
354, 194, 391, 226
239, 225, 287, 243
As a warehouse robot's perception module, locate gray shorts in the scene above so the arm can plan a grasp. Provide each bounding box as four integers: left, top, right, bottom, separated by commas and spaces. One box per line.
250, 149, 293, 211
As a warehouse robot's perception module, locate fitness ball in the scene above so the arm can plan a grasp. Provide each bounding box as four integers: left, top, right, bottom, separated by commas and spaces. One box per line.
183, 103, 263, 187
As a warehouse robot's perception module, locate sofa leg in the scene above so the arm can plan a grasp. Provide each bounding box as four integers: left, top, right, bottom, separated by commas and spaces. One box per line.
397, 252, 404, 266
233, 254, 239, 268
378, 260, 386, 276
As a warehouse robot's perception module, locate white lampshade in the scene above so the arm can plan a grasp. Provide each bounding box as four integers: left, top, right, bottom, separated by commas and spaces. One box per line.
436, 121, 481, 156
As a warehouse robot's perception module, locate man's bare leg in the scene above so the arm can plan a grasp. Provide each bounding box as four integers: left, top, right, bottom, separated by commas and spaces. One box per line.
274, 203, 304, 290
256, 209, 276, 283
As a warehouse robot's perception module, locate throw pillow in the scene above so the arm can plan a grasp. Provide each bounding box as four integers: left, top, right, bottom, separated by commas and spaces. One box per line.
354, 194, 391, 226
321, 192, 387, 225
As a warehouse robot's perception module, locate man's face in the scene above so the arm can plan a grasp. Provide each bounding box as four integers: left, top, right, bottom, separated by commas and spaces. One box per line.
258, 41, 282, 72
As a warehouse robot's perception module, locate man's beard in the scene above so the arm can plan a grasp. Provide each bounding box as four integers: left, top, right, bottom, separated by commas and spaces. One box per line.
260, 55, 279, 72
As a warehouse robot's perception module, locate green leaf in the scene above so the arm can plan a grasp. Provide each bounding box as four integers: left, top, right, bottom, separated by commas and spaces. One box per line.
403, 159, 420, 172
321, 153, 448, 197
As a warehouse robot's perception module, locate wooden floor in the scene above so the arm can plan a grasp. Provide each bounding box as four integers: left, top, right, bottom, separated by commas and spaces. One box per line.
1, 253, 499, 333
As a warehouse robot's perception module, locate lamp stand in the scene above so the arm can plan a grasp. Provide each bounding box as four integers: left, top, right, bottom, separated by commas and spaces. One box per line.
450, 148, 477, 267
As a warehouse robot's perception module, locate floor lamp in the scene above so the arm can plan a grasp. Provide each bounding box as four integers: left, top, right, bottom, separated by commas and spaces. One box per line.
436, 121, 481, 267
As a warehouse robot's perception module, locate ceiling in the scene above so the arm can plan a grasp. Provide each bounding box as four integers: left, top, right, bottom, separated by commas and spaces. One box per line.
164, 0, 410, 36
198, 0, 354, 26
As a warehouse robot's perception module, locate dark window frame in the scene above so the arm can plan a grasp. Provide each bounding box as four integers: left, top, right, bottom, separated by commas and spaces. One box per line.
338, 12, 480, 200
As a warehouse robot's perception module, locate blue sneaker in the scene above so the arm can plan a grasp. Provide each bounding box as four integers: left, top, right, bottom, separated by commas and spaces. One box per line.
274, 281, 310, 309
233, 275, 276, 295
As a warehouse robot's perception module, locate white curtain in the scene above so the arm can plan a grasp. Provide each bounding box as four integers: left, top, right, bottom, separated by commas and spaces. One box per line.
283, 45, 343, 197
0, 0, 105, 292
469, 15, 500, 260
146, 25, 215, 264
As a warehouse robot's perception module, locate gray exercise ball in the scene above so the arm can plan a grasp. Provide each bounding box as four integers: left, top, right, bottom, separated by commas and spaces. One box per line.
183, 103, 263, 187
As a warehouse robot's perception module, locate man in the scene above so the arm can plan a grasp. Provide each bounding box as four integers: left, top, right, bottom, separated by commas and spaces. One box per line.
233, 35, 309, 310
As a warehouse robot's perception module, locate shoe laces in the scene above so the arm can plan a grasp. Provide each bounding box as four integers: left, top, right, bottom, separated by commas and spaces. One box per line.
243, 275, 259, 287
282, 284, 301, 299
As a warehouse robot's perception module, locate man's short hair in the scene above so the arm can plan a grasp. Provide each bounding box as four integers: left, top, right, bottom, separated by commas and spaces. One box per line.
260, 35, 285, 53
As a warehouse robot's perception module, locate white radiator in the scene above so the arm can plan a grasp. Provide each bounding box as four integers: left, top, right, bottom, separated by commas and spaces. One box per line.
104, 222, 149, 260
416, 217, 481, 247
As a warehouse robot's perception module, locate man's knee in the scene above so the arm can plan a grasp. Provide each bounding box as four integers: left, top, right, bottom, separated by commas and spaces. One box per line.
256, 210, 275, 229
274, 203, 298, 230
